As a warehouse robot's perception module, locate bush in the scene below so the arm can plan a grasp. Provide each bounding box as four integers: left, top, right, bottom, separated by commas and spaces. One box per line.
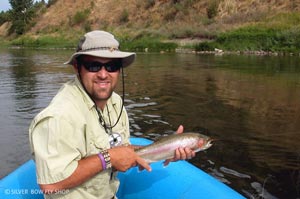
207, 0, 219, 19
119, 9, 129, 23
47, 0, 57, 8
164, 9, 177, 22
0, 11, 10, 25
73, 9, 90, 25
83, 21, 92, 32
195, 42, 215, 51
9, 19, 26, 35
214, 25, 300, 52
144, 0, 155, 9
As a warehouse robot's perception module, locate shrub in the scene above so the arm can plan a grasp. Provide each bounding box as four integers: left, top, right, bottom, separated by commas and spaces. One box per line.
207, 0, 219, 19
119, 9, 129, 23
164, 9, 177, 22
213, 24, 300, 52
73, 9, 90, 25
47, 0, 57, 8
84, 21, 92, 32
144, 0, 155, 9
195, 42, 215, 51
0, 11, 10, 25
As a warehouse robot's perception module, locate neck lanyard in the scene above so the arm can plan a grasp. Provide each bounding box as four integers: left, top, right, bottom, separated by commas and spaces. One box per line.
95, 105, 123, 147
95, 104, 123, 135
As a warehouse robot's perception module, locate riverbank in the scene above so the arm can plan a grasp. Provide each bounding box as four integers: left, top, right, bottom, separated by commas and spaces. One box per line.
175, 48, 300, 56
4, 19, 300, 54
1, 2, 300, 54
4, 38, 300, 57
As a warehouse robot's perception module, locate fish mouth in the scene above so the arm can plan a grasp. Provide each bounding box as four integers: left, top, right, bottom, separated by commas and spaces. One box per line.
203, 138, 213, 150
196, 138, 214, 152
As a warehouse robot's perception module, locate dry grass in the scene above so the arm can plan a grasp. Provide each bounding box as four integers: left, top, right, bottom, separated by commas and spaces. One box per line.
5, 0, 299, 41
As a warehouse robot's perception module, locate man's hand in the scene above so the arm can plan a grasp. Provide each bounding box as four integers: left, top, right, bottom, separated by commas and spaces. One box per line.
175, 125, 184, 134
163, 125, 203, 166
109, 146, 152, 172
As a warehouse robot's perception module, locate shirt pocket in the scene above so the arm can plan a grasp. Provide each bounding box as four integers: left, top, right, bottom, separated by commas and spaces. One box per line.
93, 133, 110, 150
85, 124, 110, 155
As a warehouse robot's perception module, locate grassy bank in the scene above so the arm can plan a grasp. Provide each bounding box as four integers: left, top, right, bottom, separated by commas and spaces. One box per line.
196, 13, 300, 53
7, 28, 300, 53
7, 34, 179, 52
9, 35, 78, 49
5, 13, 300, 53
196, 26, 300, 53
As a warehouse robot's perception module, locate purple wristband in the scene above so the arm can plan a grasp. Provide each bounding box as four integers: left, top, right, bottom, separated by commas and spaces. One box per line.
97, 153, 106, 170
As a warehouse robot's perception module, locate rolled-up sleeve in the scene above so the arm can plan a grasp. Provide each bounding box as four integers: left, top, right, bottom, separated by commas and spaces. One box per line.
31, 116, 83, 184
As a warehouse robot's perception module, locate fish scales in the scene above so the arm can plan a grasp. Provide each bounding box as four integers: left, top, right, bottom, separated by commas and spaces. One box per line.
135, 133, 213, 163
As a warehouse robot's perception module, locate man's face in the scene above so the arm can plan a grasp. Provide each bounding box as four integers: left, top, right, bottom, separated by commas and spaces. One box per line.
75, 55, 120, 108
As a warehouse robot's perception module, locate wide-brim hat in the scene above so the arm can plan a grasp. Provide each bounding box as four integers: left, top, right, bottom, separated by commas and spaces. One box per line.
64, 30, 135, 67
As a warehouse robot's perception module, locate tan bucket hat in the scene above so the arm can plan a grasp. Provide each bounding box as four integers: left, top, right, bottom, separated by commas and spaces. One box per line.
64, 30, 136, 67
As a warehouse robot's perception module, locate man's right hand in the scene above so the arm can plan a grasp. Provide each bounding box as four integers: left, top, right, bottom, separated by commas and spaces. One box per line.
108, 146, 152, 172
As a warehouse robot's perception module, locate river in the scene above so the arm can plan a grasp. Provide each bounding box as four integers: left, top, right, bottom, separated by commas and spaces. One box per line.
0, 48, 299, 199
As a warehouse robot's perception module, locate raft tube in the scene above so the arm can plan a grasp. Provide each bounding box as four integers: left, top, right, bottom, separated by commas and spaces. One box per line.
0, 137, 245, 199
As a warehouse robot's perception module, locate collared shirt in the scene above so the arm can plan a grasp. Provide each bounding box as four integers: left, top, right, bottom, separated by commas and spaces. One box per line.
29, 77, 130, 199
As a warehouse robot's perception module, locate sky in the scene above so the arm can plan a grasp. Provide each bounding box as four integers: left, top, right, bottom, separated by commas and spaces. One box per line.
0, 0, 48, 12
0, 0, 11, 12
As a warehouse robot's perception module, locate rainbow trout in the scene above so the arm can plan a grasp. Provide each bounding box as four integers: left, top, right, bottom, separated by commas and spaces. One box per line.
135, 133, 213, 163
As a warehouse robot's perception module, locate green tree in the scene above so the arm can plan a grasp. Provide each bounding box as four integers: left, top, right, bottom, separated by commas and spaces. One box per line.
0, 11, 10, 25
9, 0, 35, 35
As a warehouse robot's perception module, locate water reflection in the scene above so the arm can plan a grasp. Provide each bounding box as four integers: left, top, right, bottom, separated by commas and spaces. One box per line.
0, 49, 299, 199
124, 53, 300, 198
0, 48, 73, 178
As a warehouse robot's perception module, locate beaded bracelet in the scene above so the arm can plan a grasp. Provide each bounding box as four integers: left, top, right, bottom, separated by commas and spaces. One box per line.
98, 149, 112, 170
97, 153, 106, 170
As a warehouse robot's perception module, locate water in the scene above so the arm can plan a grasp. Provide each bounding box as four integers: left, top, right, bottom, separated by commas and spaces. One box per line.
0, 48, 299, 199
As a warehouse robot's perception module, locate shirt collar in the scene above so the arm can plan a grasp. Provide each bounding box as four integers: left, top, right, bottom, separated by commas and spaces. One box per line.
74, 76, 95, 110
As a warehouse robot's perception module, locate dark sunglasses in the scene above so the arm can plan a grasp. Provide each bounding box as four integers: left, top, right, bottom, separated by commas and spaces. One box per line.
79, 59, 122, 73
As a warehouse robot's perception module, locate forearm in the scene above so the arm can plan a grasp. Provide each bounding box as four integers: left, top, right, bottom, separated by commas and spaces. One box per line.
40, 145, 151, 193
39, 154, 103, 193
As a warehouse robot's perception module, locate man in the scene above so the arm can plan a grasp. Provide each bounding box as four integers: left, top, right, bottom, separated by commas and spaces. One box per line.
29, 30, 198, 199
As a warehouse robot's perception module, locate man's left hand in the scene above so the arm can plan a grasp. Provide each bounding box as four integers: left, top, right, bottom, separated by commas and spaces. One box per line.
163, 125, 200, 166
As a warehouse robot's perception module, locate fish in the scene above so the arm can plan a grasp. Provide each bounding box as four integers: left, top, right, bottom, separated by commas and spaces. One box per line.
135, 133, 213, 163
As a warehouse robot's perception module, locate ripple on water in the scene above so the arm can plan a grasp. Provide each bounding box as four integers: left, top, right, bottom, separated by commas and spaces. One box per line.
240, 181, 280, 199
126, 102, 158, 109
220, 166, 251, 179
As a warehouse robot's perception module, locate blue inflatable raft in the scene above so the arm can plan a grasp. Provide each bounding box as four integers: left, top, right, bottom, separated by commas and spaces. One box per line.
0, 137, 245, 199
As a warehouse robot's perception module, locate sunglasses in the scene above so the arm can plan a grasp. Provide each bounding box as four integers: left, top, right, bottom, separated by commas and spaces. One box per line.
79, 59, 122, 73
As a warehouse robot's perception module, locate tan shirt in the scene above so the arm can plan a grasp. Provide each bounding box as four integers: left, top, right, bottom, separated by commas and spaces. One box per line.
29, 77, 130, 199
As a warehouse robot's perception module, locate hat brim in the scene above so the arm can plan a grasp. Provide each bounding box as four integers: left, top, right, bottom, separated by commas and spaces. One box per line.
64, 50, 136, 68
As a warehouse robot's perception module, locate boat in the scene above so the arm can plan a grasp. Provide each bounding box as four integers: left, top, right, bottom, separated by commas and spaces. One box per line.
0, 137, 245, 199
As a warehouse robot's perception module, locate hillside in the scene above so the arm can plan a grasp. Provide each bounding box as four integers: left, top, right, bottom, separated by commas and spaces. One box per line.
27, 0, 300, 38
1, 0, 300, 52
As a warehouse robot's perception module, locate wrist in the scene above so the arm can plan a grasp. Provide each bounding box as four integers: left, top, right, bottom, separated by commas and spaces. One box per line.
97, 150, 112, 170
97, 153, 106, 170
